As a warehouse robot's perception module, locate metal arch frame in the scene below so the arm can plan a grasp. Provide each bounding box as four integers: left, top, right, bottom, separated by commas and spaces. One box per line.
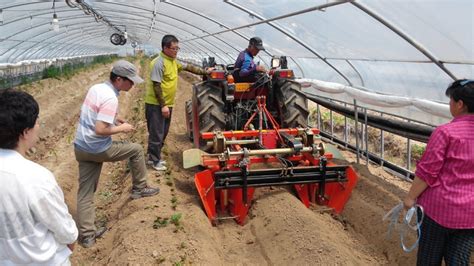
102, 13, 234, 63
222, 0, 355, 85
0, 13, 118, 61
96, 20, 222, 62
162, 1, 305, 75
55, 43, 109, 59
15, 20, 113, 60
53, 37, 111, 58
288, 56, 306, 78
92, 2, 242, 57
92, 3, 238, 63
34, 29, 111, 60
174, 0, 355, 75
145, 33, 206, 59
54, 44, 97, 59
26, 31, 108, 60
6, 19, 113, 62
63, 0, 129, 38
2, 0, 458, 82
0, 3, 139, 41
7, 18, 170, 61
162, 1, 271, 68
0, 7, 83, 27
0, 13, 95, 49
0, 1, 65, 14
2, 1, 240, 64
350, 1, 457, 81
36, 21, 211, 62
1, 15, 110, 58
346, 60, 365, 86
300, 56, 474, 65
117, 25, 216, 61
29, 32, 110, 59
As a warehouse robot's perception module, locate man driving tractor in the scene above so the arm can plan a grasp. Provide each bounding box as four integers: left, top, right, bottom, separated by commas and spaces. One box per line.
233, 37, 267, 82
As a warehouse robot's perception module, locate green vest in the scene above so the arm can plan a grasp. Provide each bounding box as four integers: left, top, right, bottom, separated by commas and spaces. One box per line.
145, 52, 182, 106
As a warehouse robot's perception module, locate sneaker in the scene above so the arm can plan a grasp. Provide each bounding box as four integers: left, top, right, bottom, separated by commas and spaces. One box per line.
151, 161, 167, 171
131, 186, 160, 199
79, 227, 107, 248
147, 160, 167, 166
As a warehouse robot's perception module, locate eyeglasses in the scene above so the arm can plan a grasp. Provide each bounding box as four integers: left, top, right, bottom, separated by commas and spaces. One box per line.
460, 79, 474, 86
167, 46, 180, 51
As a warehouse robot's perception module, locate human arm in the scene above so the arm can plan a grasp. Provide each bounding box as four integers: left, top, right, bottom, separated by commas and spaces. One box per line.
152, 81, 171, 118
256, 64, 267, 72
182, 63, 210, 75
95, 120, 134, 135
239, 53, 257, 77
30, 177, 78, 246
115, 117, 126, 125
149, 57, 171, 117
403, 176, 428, 209
92, 97, 134, 135
403, 127, 449, 209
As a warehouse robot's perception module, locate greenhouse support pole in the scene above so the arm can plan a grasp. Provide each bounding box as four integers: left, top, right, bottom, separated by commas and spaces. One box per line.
364, 108, 369, 166
380, 113, 384, 167
317, 104, 321, 130
344, 102, 348, 148
407, 118, 412, 176
354, 99, 360, 164
330, 108, 334, 141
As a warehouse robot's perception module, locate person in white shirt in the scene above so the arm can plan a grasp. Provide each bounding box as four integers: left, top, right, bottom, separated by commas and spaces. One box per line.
0, 90, 78, 265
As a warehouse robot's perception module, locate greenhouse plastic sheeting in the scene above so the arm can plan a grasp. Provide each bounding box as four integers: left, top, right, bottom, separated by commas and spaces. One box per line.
0, 0, 473, 126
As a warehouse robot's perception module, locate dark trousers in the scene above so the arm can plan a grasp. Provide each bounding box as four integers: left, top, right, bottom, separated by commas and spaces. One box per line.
145, 103, 172, 163
417, 213, 474, 266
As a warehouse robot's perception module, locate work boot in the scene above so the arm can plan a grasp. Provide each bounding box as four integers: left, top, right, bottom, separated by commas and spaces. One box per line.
79, 227, 107, 248
131, 186, 160, 199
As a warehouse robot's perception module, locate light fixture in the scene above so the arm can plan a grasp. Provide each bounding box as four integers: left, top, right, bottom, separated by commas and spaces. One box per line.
52, 13, 59, 32
0, 9, 3, 25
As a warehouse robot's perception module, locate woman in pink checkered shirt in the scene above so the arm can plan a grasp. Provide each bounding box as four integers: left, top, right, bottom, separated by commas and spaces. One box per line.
404, 79, 474, 266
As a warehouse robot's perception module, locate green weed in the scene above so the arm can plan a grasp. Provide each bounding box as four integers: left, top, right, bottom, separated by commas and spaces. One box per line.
153, 217, 169, 229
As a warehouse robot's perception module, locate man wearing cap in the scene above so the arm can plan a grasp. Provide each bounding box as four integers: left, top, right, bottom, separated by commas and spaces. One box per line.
233, 37, 267, 82
74, 60, 159, 248
145, 34, 210, 171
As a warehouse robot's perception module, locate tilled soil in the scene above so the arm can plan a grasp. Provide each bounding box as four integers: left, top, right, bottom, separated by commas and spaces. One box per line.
19, 60, 422, 265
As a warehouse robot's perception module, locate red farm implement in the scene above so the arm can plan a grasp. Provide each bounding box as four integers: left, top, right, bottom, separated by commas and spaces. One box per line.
183, 56, 358, 225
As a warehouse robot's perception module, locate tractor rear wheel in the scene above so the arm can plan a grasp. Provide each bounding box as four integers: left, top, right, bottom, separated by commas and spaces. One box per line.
277, 81, 308, 128
195, 83, 226, 149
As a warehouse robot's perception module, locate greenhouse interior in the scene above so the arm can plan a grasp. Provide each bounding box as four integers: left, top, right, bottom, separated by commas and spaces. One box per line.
0, 0, 473, 265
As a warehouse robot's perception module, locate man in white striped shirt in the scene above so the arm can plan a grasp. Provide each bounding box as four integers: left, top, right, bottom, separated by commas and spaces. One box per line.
74, 60, 159, 248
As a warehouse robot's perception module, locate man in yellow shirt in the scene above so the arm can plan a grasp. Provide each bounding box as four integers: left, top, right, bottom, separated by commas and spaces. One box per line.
145, 34, 208, 171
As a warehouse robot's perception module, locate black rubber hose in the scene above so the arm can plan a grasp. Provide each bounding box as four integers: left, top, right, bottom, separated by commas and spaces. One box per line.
304, 93, 435, 143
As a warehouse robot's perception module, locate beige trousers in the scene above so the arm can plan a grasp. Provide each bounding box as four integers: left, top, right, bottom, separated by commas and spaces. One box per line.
74, 141, 147, 238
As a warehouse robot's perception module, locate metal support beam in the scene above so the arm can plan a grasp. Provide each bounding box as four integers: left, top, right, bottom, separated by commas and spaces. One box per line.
223, 0, 354, 85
